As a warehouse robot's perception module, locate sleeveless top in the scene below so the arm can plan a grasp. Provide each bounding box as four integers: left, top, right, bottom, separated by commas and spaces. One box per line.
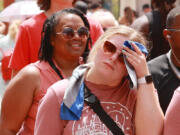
18, 61, 61, 135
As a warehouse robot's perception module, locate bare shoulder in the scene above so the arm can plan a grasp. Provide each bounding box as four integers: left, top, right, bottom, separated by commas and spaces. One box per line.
6, 64, 41, 94
14, 65, 40, 82
0, 64, 41, 133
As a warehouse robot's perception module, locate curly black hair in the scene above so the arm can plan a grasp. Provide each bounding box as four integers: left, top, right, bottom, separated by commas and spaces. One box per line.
38, 8, 92, 63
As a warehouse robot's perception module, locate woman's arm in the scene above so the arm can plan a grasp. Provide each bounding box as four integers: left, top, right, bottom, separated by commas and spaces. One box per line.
135, 80, 164, 135
122, 43, 164, 135
0, 66, 40, 135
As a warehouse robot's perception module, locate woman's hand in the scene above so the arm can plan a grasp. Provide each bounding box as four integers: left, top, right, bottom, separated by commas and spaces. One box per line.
122, 43, 164, 135
122, 42, 149, 78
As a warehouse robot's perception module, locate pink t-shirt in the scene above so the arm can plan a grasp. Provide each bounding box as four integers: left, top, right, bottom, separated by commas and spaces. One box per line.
18, 61, 61, 135
9, 13, 103, 70
163, 87, 180, 135
9, 12, 47, 70
34, 79, 137, 135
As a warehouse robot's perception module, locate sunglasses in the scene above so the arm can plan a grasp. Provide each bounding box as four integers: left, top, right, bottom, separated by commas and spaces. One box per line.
56, 27, 89, 39
103, 41, 124, 62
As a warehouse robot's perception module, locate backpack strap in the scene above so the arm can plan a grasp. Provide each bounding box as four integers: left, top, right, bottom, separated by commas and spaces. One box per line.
84, 84, 125, 135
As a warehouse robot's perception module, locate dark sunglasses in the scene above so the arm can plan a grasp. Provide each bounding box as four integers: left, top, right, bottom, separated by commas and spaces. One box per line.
56, 27, 89, 39
103, 41, 124, 62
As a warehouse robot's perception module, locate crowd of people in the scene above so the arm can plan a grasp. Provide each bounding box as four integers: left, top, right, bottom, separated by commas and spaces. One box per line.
0, 0, 179, 135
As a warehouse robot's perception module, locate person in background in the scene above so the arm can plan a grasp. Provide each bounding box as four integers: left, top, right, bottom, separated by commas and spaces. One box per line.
0, 8, 91, 135
133, 10, 139, 18
72, 0, 104, 46
74, 0, 88, 14
34, 25, 164, 135
90, 9, 118, 31
142, 4, 151, 14
9, 0, 103, 78
118, 6, 136, 26
148, 6, 180, 114
0, 21, 6, 39
0, 20, 21, 82
131, 0, 176, 59
89, 0, 103, 13
80, 0, 103, 16
0, 20, 21, 61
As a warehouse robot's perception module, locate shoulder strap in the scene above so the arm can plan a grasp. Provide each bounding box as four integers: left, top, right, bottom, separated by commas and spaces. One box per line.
48, 60, 64, 79
84, 84, 125, 135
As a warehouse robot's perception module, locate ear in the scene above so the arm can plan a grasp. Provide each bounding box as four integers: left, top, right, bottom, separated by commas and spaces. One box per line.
163, 29, 171, 40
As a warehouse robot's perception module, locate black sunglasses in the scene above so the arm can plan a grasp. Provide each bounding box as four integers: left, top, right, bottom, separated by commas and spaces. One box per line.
56, 27, 89, 39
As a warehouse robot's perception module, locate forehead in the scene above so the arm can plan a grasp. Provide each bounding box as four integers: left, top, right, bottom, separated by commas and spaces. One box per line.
57, 13, 84, 28
106, 34, 129, 48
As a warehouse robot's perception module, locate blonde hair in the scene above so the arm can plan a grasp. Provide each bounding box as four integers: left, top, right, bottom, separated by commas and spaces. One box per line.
87, 25, 147, 63
8, 20, 21, 40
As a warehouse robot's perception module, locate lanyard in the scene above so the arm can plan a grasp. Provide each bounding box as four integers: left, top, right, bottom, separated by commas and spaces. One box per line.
48, 60, 64, 79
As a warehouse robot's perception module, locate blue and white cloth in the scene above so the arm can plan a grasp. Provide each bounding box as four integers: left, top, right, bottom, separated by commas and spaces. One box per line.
123, 40, 148, 89
60, 64, 91, 120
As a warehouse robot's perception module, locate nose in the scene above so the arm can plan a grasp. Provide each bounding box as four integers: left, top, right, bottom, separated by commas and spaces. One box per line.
73, 32, 81, 39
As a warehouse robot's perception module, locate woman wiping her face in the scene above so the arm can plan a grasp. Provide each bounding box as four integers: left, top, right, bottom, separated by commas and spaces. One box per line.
34, 25, 164, 135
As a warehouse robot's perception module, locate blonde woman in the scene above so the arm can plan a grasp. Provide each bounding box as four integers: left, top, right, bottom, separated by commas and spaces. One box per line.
34, 25, 164, 135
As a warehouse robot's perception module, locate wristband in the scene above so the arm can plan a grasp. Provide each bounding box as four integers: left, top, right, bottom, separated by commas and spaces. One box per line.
137, 75, 153, 84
